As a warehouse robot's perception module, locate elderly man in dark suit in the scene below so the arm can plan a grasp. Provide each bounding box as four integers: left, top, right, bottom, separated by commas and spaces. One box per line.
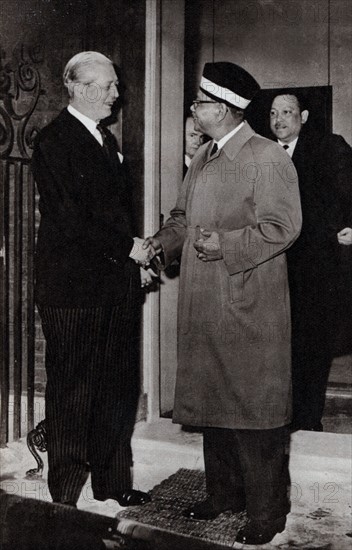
270, 92, 352, 432
32, 51, 154, 508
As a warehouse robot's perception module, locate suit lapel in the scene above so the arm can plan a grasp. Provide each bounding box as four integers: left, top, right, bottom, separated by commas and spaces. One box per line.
60, 109, 117, 170
291, 136, 306, 178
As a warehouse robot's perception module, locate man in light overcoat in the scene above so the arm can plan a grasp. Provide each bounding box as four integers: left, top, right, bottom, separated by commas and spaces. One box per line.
145, 62, 302, 545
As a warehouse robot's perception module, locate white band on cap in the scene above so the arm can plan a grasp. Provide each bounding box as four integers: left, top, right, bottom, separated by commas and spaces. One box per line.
200, 76, 251, 109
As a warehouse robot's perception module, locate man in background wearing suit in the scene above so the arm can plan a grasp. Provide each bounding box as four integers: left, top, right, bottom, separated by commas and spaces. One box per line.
270, 92, 352, 432
32, 51, 153, 508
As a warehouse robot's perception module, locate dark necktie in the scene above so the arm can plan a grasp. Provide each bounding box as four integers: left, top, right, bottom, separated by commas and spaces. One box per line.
210, 142, 218, 156
96, 123, 112, 160
282, 144, 289, 150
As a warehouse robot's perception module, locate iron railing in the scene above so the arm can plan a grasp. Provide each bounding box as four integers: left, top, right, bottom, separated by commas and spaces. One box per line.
0, 44, 41, 446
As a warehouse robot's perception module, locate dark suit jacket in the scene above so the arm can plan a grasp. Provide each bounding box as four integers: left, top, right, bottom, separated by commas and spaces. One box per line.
287, 131, 352, 277
32, 108, 140, 307
285, 131, 352, 353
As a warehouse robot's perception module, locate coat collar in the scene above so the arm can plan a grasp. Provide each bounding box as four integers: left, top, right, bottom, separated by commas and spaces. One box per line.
205, 120, 256, 162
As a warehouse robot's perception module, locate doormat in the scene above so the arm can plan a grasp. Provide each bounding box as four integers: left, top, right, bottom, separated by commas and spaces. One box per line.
117, 469, 247, 547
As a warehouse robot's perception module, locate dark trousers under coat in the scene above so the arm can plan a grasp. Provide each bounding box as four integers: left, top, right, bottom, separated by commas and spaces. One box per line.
289, 268, 338, 429
203, 426, 290, 524
39, 283, 140, 504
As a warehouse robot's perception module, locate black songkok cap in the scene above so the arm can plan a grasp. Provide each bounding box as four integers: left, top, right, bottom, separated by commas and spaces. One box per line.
200, 62, 260, 109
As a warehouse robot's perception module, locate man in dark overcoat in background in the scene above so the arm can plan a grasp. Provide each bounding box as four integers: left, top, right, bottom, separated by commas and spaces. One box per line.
145, 62, 302, 545
32, 51, 153, 508
270, 92, 352, 432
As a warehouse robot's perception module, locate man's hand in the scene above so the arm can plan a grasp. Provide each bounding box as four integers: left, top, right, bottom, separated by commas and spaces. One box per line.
130, 237, 154, 267
140, 266, 159, 289
193, 229, 223, 261
143, 236, 163, 257
337, 227, 352, 246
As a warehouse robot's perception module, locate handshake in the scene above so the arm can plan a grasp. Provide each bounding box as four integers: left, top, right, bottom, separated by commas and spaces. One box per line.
129, 236, 162, 268
130, 229, 223, 268
128, 230, 223, 289
129, 236, 163, 289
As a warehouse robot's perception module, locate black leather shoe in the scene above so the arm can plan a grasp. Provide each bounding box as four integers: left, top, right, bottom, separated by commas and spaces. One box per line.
235, 518, 285, 545
183, 498, 245, 520
116, 489, 151, 507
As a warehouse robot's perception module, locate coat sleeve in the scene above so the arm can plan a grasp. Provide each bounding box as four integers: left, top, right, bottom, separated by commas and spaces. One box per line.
153, 175, 189, 268
220, 141, 302, 275
32, 132, 134, 265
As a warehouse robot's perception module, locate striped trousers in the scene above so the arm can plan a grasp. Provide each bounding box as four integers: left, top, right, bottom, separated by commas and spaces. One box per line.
38, 284, 140, 504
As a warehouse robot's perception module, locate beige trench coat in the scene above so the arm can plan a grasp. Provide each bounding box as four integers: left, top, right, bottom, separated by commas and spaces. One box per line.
156, 122, 302, 429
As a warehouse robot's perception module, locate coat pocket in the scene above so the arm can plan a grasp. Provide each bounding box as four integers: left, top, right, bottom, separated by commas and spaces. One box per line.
228, 271, 244, 303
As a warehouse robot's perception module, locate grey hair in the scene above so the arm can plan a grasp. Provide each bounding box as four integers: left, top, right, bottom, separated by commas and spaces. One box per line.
63, 51, 113, 97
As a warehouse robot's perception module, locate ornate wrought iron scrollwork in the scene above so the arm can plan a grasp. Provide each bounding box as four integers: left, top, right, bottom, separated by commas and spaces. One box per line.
25, 419, 47, 479
0, 43, 43, 159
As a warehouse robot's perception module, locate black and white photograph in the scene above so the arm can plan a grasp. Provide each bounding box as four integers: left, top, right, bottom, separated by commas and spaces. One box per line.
0, 1, 351, 548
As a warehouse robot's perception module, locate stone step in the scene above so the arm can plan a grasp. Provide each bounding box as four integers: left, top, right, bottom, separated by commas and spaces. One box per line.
323, 385, 352, 433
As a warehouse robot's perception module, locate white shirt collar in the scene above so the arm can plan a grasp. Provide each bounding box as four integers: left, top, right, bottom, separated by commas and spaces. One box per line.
67, 104, 98, 137
277, 136, 299, 157
213, 121, 245, 151
185, 155, 192, 168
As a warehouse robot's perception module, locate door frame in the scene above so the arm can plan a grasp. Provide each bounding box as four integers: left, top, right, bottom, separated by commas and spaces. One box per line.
143, 0, 161, 421
143, 0, 185, 421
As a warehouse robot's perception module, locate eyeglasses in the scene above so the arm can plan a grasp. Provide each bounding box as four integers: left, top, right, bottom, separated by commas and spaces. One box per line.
192, 99, 217, 109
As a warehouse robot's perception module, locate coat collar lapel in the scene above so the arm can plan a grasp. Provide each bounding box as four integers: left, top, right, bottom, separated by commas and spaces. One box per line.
221, 121, 256, 161
205, 121, 256, 163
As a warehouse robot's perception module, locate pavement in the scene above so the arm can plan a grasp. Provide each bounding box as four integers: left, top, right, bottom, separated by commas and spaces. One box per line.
1, 419, 351, 549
